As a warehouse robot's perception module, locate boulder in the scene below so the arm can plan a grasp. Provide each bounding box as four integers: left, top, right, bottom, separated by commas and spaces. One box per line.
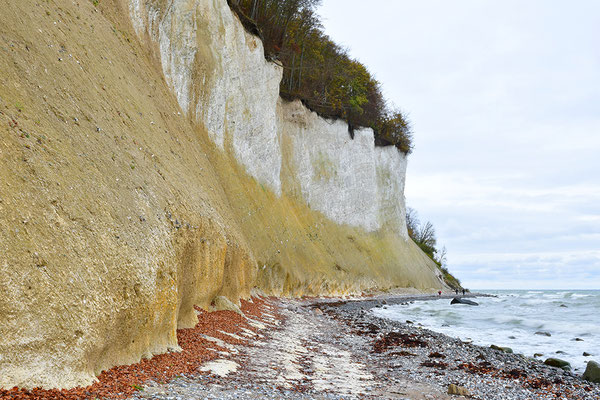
544, 358, 571, 370
448, 384, 470, 396
450, 297, 479, 306
213, 296, 243, 315
534, 353, 544, 358
490, 345, 513, 354
583, 352, 593, 357
583, 361, 600, 383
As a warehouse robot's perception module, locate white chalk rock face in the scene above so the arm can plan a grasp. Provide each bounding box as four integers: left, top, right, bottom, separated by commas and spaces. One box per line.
130, 0, 199, 113
128, 0, 409, 236
277, 100, 375, 232
374, 146, 409, 238
277, 100, 408, 235
129, 0, 283, 195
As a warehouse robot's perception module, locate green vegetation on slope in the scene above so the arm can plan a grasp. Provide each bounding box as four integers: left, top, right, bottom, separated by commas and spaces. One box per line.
406, 208, 463, 290
228, 0, 413, 153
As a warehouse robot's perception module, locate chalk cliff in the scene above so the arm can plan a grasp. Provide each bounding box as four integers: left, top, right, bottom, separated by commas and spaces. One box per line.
0, 0, 444, 390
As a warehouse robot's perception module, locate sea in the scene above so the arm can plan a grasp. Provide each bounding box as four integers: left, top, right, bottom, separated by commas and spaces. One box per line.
372, 290, 600, 372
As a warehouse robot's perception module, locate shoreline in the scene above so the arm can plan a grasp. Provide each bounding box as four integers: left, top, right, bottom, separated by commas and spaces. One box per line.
2, 293, 598, 399
134, 293, 599, 399
320, 294, 599, 399
311, 291, 493, 308
363, 290, 596, 373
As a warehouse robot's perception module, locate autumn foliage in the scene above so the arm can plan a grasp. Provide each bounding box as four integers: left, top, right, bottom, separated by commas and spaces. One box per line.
228, 0, 413, 153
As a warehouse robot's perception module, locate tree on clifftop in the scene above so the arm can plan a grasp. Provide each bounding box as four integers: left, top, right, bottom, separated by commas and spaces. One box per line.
228, 0, 413, 153
406, 208, 461, 289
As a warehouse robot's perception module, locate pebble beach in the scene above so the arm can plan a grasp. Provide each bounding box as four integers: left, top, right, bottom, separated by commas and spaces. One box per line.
3, 294, 598, 399
132, 294, 600, 400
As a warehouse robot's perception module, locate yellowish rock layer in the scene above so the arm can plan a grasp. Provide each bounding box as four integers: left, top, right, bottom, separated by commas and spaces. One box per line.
0, 0, 444, 390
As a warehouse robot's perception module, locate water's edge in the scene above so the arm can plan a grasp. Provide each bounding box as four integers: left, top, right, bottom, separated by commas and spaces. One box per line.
367, 290, 600, 372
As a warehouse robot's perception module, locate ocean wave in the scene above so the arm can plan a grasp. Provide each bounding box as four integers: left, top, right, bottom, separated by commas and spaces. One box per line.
373, 290, 600, 372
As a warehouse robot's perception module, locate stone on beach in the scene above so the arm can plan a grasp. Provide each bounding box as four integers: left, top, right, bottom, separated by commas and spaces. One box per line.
450, 297, 479, 306
535, 331, 551, 337
490, 344, 513, 354
583, 361, 600, 383
213, 296, 243, 315
544, 358, 571, 370
448, 384, 470, 396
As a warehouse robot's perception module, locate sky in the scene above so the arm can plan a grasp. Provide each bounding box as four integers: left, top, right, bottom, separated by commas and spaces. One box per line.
318, 0, 600, 290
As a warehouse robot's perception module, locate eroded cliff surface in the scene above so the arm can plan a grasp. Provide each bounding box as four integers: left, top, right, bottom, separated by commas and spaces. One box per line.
129, 0, 442, 294
0, 0, 444, 390
0, 0, 255, 389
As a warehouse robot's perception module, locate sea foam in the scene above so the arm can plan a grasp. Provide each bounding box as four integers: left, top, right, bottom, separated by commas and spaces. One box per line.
373, 290, 600, 372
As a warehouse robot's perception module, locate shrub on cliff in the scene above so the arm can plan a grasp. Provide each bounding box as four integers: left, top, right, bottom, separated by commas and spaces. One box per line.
228, 0, 413, 153
406, 208, 462, 289
375, 110, 413, 154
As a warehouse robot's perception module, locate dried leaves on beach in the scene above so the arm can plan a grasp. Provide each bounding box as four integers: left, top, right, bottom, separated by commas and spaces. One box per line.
0, 298, 276, 400
372, 331, 427, 353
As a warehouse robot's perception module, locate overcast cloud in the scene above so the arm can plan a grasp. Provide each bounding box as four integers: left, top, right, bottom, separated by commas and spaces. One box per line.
318, 0, 600, 289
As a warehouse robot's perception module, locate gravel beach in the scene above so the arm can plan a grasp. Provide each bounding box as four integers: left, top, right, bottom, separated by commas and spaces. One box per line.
6, 294, 594, 399
129, 293, 600, 400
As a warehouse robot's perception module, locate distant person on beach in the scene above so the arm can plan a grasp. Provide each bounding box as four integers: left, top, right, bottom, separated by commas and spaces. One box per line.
462, 288, 466, 295
438, 290, 442, 296
455, 289, 459, 295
